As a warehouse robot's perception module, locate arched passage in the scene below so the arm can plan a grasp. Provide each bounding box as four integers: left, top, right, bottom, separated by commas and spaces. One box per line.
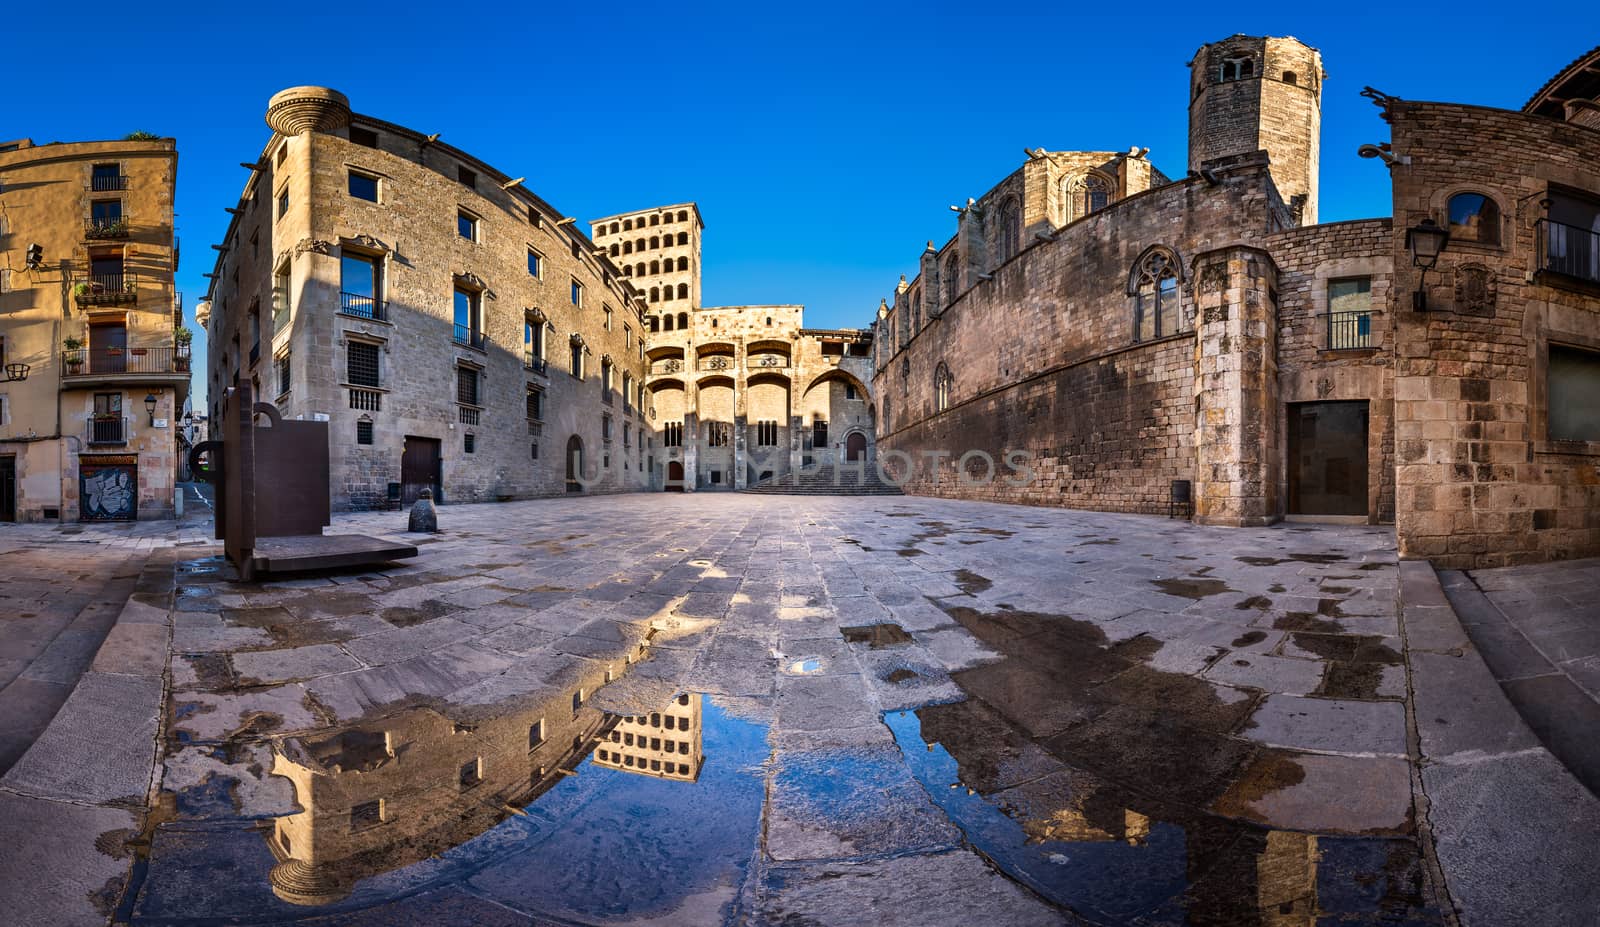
565, 435, 584, 493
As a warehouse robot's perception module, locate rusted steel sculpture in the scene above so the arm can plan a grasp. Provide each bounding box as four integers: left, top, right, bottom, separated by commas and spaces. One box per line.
190, 378, 417, 580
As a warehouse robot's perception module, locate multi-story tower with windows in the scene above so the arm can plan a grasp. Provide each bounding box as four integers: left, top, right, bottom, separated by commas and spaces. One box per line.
202, 88, 652, 509
592, 204, 703, 312
0, 136, 188, 522
594, 692, 704, 781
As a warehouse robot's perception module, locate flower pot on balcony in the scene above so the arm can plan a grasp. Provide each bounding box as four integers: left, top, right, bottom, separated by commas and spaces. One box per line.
175, 357, 190, 372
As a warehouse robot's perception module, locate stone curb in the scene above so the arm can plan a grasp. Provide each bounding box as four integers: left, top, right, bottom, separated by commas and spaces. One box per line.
0, 548, 178, 927
1398, 559, 1600, 927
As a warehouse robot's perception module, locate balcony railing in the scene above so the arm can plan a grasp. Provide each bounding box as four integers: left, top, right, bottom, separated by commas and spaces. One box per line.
62, 346, 187, 376
90, 174, 129, 192
453, 324, 487, 350
524, 353, 548, 375
74, 274, 138, 306
341, 292, 388, 321
1326, 311, 1374, 350
349, 388, 382, 411
84, 216, 131, 240
459, 406, 481, 426
87, 415, 128, 445
1538, 219, 1600, 285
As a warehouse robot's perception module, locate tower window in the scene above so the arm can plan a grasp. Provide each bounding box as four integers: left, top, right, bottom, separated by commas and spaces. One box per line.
1282, 71, 1298, 85
1221, 57, 1254, 81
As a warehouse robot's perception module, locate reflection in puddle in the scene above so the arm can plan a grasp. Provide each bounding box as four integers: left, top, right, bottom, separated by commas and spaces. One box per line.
135, 692, 766, 924
888, 709, 1441, 925
786, 657, 824, 674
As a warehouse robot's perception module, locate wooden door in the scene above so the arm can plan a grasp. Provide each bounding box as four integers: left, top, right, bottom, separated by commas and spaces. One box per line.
845, 432, 866, 462
666, 460, 684, 492
1288, 401, 1369, 517
400, 436, 441, 505
90, 323, 126, 373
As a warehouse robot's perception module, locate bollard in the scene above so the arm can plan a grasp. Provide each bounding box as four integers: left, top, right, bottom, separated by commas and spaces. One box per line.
408, 488, 439, 533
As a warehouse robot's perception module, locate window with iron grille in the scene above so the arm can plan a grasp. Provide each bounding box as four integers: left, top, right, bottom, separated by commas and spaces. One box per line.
347, 341, 380, 387
526, 388, 543, 421
1327, 277, 1374, 350
602, 414, 613, 441
276, 354, 291, 396
457, 366, 480, 406
757, 420, 778, 446
356, 420, 374, 445
813, 419, 828, 448
464, 433, 476, 453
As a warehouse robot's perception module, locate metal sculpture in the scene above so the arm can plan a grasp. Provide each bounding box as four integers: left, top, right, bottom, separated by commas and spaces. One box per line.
190, 377, 417, 581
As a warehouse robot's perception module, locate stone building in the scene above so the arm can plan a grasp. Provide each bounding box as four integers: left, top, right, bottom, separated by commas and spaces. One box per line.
872, 34, 1600, 568
592, 206, 876, 491
594, 692, 704, 780
0, 136, 188, 522
202, 87, 653, 511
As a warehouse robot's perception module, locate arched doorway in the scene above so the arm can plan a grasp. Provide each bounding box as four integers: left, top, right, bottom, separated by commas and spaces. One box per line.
845, 431, 867, 462
565, 435, 584, 493
666, 460, 685, 491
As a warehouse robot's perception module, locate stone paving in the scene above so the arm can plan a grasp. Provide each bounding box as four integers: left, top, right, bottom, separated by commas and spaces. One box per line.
0, 493, 1453, 926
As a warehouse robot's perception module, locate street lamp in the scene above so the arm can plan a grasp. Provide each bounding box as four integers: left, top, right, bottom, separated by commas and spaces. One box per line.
1405, 218, 1450, 310
144, 392, 159, 425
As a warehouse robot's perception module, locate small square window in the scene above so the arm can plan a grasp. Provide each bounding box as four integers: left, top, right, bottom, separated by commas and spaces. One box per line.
528, 207, 542, 227
459, 758, 483, 789
458, 211, 477, 241
356, 420, 374, 445
529, 719, 545, 749
348, 171, 378, 202
464, 433, 475, 454
458, 165, 476, 189
528, 249, 542, 278
349, 127, 378, 148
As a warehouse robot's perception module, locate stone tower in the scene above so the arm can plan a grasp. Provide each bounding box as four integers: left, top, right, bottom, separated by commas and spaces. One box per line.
1188, 35, 1323, 225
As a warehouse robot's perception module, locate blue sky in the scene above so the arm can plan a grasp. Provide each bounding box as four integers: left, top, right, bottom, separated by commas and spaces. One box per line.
6, 4, 1592, 409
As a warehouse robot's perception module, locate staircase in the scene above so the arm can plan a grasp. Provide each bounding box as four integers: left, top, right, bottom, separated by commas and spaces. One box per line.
743, 461, 903, 496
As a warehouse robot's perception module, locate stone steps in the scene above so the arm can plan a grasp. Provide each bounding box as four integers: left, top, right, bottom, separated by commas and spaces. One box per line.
743, 464, 903, 496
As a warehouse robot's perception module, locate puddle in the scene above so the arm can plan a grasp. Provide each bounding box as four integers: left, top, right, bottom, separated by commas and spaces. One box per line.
1151, 577, 1235, 599
953, 569, 992, 595
130, 693, 768, 923
840, 623, 913, 648
786, 657, 824, 674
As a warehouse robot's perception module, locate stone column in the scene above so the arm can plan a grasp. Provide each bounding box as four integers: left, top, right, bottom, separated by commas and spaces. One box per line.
1192, 245, 1280, 526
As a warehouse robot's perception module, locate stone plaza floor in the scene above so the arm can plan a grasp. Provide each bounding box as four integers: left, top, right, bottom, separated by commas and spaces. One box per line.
0, 492, 1594, 925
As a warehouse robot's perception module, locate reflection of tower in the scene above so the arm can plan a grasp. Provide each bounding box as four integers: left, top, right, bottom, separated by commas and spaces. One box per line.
1257, 831, 1320, 926
594, 693, 704, 781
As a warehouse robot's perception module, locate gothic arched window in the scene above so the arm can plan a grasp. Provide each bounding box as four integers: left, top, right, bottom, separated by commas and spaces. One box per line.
997, 197, 1020, 262
1130, 248, 1183, 342
911, 289, 921, 332
934, 362, 952, 412
1065, 173, 1112, 223
944, 254, 961, 305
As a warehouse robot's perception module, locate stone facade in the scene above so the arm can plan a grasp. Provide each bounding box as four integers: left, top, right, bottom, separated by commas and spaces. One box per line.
203, 88, 652, 510
0, 137, 188, 522
872, 34, 1600, 567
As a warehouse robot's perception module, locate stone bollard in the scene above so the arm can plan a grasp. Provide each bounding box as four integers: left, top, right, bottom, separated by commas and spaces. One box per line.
408, 488, 439, 533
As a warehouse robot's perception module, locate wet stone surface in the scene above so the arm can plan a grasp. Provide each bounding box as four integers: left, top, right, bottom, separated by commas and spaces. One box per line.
122, 494, 1443, 924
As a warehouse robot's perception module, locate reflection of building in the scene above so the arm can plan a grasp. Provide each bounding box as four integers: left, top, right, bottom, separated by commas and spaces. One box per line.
266, 657, 625, 905
872, 33, 1600, 568
1022, 804, 1150, 846
0, 136, 189, 522
590, 207, 877, 490
1256, 831, 1321, 927
594, 692, 704, 781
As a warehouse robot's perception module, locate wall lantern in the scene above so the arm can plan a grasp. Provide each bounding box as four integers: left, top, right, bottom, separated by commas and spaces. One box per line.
3, 363, 29, 382
1405, 218, 1450, 310
144, 392, 159, 425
